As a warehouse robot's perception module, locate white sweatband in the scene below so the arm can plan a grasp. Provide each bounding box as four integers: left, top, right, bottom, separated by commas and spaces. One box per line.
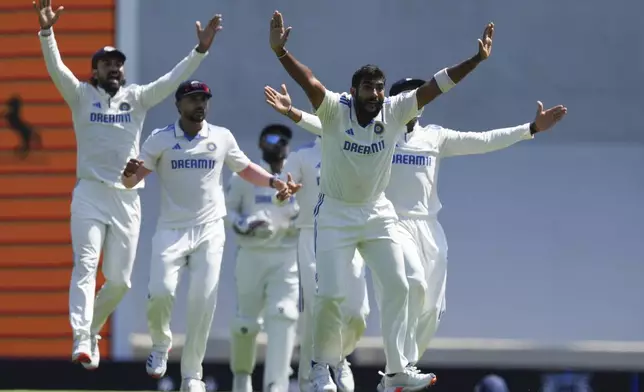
39, 28, 52, 37
433, 68, 456, 93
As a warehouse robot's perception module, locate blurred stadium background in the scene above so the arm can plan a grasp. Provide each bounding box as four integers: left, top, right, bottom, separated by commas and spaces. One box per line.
1, 0, 643, 391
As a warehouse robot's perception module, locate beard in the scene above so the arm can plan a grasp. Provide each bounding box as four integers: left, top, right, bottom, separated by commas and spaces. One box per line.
356, 96, 383, 116
98, 74, 124, 93
188, 111, 205, 122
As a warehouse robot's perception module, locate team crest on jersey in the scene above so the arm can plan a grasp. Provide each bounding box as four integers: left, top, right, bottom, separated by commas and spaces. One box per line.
207, 142, 216, 151
374, 121, 385, 135
119, 102, 131, 112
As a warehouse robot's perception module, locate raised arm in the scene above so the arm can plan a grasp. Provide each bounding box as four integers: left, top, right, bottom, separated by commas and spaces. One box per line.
137, 14, 222, 109
34, 1, 82, 105
416, 23, 495, 109
269, 11, 326, 110
264, 84, 323, 136
441, 101, 568, 157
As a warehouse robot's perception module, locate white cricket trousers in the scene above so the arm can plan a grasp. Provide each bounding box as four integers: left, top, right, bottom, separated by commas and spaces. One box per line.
69, 179, 141, 338
396, 216, 448, 363
147, 219, 226, 380
230, 246, 299, 392
297, 227, 370, 386
313, 193, 409, 374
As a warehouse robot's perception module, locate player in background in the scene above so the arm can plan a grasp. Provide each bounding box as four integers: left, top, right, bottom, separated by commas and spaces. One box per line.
225, 124, 300, 392
120, 80, 300, 392
33, 0, 221, 369
269, 9, 492, 391
277, 125, 371, 392
264, 80, 567, 391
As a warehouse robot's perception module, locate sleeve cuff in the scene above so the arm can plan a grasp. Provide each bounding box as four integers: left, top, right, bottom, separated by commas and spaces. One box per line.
519, 123, 533, 140
39, 28, 52, 37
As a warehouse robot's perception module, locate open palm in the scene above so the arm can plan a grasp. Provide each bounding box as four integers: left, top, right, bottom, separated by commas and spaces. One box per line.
264, 84, 292, 115
32, 0, 64, 29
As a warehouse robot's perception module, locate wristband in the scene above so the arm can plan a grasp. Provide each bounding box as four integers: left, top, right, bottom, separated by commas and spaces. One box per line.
285, 105, 293, 116
269, 176, 277, 189
529, 122, 539, 135
277, 49, 288, 59
433, 68, 456, 93
39, 28, 52, 36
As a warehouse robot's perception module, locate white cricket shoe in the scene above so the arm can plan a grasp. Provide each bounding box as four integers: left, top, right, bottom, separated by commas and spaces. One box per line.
72, 335, 92, 365
331, 359, 354, 392
146, 350, 168, 378
232, 373, 252, 392
181, 378, 206, 392
377, 366, 437, 391
81, 334, 101, 370
310, 363, 337, 392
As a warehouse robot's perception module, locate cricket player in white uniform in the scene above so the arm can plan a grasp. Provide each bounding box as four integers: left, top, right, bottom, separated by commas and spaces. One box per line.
225, 124, 300, 392
279, 132, 371, 392
33, 0, 222, 369
121, 80, 300, 392
268, 11, 493, 392
265, 78, 568, 391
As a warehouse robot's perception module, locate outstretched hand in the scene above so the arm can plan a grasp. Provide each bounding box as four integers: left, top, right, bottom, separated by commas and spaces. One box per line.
33, 0, 64, 29
532, 101, 568, 132
264, 84, 292, 115
477, 22, 494, 60
269, 10, 291, 54
196, 14, 223, 53
274, 173, 302, 201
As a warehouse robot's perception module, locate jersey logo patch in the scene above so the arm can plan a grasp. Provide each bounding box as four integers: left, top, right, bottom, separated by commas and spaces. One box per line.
172, 143, 181, 150
345, 128, 354, 136
119, 102, 131, 111
92, 102, 101, 109
207, 142, 216, 151
374, 122, 385, 135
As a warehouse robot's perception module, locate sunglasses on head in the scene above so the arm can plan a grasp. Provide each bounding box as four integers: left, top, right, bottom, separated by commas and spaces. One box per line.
182, 83, 211, 95
264, 134, 287, 145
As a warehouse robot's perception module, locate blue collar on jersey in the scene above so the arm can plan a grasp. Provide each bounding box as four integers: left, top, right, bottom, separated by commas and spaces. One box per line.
174, 120, 209, 141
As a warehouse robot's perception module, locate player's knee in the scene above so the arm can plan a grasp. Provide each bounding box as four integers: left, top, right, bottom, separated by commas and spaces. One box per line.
148, 281, 174, 300
105, 282, 130, 300
407, 276, 427, 304
230, 317, 261, 338
266, 300, 299, 322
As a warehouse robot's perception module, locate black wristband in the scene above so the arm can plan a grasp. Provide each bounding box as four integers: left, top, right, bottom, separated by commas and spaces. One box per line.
529, 122, 539, 135
269, 176, 276, 189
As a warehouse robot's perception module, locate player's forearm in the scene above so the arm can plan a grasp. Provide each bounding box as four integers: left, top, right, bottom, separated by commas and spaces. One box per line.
38, 28, 81, 104
445, 53, 483, 86
292, 108, 322, 136
139, 47, 207, 109
237, 162, 275, 188
275, 50, 325, 109
442, 123, 532, 157
416, 53, 482, 108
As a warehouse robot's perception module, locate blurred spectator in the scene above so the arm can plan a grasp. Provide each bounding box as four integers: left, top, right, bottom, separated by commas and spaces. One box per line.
474, 374, 510, 392
3, 95, 41, 158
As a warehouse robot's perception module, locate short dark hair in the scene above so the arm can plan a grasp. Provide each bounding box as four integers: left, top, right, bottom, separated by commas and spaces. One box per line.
351, 65, 386, 89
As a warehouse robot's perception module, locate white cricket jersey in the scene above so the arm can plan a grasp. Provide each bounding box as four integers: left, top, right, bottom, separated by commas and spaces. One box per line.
139, 121, 250, 229
39, 29, 206, 189
315, 89, 420, 203
388, 123, 533, 217
226, 161, 299, 249
282, 138, 322, 229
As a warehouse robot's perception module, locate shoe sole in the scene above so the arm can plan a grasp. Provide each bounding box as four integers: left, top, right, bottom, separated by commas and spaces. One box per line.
72, 353, 91, 364
147, 370, 166, 379
386, 375, 438, 392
